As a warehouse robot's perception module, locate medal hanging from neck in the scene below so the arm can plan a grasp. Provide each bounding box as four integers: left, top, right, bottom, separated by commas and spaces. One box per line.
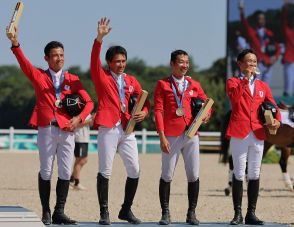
113, 74, 126, 113
47, 69, 64, 108
171, 77, 187, 117
121, 103, 126, 113
55, 100, 62, 108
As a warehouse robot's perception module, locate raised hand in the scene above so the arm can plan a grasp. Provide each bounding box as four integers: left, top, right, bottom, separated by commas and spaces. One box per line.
96, 17, 112, 42
238, 0, 245, 15
6, 26, 19, 46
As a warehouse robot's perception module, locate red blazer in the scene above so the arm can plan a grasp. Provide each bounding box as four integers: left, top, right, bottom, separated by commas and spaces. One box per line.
240, 13, 280, 65
226, 76, 281, 140
154, 76, 210, 137
90, 40, 150, 129
282, 7, 294, 63
11, 46, 94, 130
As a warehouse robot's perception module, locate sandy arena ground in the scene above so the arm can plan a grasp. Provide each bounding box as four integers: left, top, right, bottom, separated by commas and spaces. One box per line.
0, 152, 293, 225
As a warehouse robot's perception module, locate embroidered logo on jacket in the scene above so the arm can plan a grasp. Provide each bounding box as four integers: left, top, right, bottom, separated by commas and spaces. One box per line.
129, 85, 134, 92
259, 91, 264, 98
189, 90, 194, 96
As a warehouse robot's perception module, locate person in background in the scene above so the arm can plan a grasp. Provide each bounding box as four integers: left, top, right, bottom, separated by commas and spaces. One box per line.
70, 113, 95, 190
281, 0, 294, 96
230, 29, 250, 76
239, 1, 280, 84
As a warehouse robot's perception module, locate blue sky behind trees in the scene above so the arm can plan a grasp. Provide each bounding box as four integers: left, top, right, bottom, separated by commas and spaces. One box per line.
0, 0, 226, 71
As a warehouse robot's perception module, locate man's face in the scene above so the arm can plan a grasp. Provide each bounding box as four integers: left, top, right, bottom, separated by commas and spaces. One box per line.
257, 13, 266, 27
44, 47, 64, 72
107, 54, 126, 75
171, 54, 189, 78
238, 53, 258, 73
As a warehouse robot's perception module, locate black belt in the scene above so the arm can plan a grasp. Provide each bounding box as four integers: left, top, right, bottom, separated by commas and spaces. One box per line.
50, 121, 59, 127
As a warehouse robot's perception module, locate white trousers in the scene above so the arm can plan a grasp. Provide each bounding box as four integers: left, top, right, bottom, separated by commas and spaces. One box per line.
161, 134, 200, 182
97, 124, 139, 179
37, 126, 75, 180
283, 62, 294, 96
230, 132, 264, 181
258, 62, 273, 85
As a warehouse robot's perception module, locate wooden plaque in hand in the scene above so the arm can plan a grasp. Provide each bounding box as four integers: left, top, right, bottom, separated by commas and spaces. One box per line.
7, 2, 24, 39
125, 90, 148, 134
264, 110, 277, 135
185, 98, 214, 139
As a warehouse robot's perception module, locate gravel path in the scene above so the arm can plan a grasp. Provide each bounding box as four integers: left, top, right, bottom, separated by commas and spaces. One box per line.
0, 152, 293, 225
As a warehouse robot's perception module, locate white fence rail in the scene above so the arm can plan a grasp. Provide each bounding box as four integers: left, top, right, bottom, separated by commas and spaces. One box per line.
0, 127, 221, 153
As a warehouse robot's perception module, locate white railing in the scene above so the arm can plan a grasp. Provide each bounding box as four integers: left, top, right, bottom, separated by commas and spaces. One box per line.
0, 127, 221, 153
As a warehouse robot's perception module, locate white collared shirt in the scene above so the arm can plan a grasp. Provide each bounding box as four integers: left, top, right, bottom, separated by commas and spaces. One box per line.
248, 76, 256, 95
172, 75, 185, 93
49, 68, 63, 88
110, 71, 125, 89
239, 73, 256, 95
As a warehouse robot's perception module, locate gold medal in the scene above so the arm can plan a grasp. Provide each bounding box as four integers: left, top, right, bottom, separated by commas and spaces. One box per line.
55, 100, 62, 108
121, 103, 126, 113
176, 107, 185, 116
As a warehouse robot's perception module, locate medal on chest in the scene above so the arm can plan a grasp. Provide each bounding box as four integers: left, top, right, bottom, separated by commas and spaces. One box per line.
176, 107, 185, 116
55, 99, 62, 108
170, 76, 188, 117
121, 103, 126, 113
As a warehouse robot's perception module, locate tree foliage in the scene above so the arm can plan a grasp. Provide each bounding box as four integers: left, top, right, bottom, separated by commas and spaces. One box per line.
0, 58, 226, 130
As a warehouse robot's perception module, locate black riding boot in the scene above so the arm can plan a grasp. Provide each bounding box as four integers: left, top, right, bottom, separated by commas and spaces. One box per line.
118, 177, 141, 224
230, 176, 243, 225
159, 178, 171, 225
186, 179, 200, 225
38, 173, 51, 225
52, 178, 77, 225
97, 173, 110, 225
245, 179, 264, 225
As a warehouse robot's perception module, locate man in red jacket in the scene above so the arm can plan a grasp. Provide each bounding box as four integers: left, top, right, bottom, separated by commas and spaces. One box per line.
90, 17, 150, 225
226, 49, 280, 225
154, 50, 211, 225
239, 2, 280, 85
281, 1, 294, 96
7, 28, 94, 225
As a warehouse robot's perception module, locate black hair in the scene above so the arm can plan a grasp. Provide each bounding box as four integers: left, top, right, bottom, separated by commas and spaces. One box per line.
237, 49, 256, 62
254, 10, 265, 20
170, 49, 189, 63
105, 46, 127, 62
44, 41, 64, 56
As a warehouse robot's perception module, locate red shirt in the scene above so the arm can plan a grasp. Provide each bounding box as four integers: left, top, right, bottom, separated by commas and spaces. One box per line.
282, 7, 294, 63
154, 76, 209, 137
11, 46, 94, 130
226, 76, 281, 140
90, 40, 150, 129
240, 13, 280, 65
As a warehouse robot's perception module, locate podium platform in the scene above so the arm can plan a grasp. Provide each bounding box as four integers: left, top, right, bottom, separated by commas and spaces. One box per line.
0, 206, 43, 226
50, 222, 291, 226
0, 206, 290, 226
